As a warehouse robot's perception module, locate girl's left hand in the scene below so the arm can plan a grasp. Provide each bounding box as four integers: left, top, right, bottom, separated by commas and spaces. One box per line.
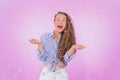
72, 44, 85, 50
68, 44, 85, 56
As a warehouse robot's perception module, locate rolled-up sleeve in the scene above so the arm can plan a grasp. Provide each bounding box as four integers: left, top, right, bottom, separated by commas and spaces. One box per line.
36, 33, 48, 61
64, 51, 74, 64
36, 49, 48, 61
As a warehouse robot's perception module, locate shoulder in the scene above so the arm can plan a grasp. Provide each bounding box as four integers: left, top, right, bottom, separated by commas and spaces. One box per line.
40, 32, 53, 40
41, 32, 52, 37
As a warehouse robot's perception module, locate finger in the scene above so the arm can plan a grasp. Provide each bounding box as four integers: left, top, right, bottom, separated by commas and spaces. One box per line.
29, 39, 34, 42
29, 39, 32, 43
28, 39, 31, 41
32, 39, 35, 41
81, 45, 85, 48
78, 48, 82, 50
81, 46, 85, 48
79, 45, 85, 48
78, 46, 84, 50
30, 39, 36, 43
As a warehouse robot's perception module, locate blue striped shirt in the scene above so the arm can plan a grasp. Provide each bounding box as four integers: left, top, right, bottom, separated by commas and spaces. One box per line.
36, 31, 74, 72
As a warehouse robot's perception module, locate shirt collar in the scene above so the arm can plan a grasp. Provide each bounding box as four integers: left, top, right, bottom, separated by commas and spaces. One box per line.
51, 31, 54, 38
51, 31, 61, 41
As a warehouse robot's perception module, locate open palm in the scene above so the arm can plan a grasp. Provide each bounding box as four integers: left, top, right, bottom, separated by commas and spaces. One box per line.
29, 39, 41, 45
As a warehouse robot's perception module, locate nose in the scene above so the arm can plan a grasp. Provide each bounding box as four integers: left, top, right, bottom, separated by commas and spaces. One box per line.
58, 21, 63, 25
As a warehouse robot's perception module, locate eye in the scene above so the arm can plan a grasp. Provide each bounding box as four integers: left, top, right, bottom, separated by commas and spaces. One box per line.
56, 19, 60, 21
62, 20, 65, 21
62, 20, 66, 22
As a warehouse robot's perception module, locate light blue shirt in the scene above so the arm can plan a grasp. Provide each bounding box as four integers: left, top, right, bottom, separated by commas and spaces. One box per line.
36, 31, 74, 72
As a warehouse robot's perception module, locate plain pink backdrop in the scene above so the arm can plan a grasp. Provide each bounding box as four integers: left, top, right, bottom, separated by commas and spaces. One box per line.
0, 0, 120, 80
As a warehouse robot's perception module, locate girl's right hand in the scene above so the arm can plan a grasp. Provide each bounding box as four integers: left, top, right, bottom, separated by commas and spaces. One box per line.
29, 39, 41, 45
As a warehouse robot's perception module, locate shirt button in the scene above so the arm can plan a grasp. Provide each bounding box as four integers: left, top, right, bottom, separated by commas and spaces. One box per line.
53, 70, 55, 72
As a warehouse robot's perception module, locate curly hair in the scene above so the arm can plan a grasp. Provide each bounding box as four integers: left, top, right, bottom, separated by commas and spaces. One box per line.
54, 11, 76, 65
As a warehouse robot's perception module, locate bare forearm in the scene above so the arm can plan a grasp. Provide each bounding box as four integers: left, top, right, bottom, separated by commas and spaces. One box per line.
67, 46, 76, 57
38, 43, 43, 52
67, 44, 85, 57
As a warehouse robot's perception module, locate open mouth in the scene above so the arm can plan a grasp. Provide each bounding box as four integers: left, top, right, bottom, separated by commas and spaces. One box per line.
57, 26, 63, 29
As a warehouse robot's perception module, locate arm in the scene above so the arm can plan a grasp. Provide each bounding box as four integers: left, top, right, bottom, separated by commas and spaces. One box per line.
36, 34, 48, 61
64, 44, 85, 64
37, 43, 48, 61
29, 33, 49, 61
64, 45, 76, 64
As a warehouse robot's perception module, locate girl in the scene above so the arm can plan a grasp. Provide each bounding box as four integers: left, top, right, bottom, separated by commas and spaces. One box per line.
29, 11, 85, 80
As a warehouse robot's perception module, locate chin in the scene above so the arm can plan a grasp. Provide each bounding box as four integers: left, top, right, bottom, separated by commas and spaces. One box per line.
57, 29, 64, 33
57, 31, 62, 34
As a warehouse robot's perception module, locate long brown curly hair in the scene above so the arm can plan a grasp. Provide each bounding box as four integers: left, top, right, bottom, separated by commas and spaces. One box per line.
54, 11, 76, 65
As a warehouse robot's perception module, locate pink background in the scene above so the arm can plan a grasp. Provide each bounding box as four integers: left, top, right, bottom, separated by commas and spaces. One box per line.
0, 0, 120, 80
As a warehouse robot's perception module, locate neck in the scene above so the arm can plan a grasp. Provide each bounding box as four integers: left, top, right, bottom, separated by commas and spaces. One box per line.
54, 31, 61, 38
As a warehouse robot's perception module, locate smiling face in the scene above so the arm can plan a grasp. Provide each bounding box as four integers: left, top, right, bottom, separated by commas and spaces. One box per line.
54, 13, 67, 34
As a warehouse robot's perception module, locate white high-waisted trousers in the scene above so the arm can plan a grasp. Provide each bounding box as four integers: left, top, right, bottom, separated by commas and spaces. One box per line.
39, 66, 68, 80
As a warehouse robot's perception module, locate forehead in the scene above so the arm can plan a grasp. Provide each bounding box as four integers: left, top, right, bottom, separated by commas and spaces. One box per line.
55, 14, 66, 19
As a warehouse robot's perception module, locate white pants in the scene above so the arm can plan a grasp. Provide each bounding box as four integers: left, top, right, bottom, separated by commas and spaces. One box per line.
39, 66, 68, 80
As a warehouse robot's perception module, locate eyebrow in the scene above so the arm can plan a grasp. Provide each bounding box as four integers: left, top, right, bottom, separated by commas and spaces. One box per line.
56, 17, 66, 19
